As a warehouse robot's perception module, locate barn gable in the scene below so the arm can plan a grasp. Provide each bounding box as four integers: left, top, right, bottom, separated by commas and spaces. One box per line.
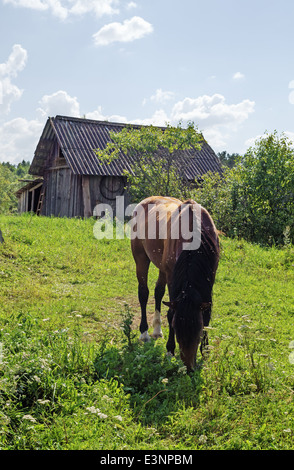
19, 115, 222, 218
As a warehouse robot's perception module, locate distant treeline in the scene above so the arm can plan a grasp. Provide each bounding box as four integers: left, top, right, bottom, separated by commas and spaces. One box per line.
217, 151, 240, 168
0, 160, 31, 213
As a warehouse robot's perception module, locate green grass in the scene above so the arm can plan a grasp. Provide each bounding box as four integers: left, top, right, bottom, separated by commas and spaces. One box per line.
0, 213, 293, 450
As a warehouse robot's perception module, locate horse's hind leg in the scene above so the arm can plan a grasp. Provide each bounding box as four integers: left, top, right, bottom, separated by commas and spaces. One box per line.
152, 270, 166, 339
134, 249, 151, 342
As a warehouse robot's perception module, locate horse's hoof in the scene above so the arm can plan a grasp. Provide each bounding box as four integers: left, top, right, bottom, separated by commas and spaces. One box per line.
151, 332, 163, 340
139, 331, 151, 342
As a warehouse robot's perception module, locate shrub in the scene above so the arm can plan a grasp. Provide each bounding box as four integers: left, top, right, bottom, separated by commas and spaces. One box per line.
191, 132, 294, 245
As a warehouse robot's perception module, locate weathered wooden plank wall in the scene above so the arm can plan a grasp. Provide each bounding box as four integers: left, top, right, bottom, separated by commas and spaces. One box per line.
19, 191, 29, 213
18, 170, 128, 218
43, 168, 84, 217
89, 175, 129, 215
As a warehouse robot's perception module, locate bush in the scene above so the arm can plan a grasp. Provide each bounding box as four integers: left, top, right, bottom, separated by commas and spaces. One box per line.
191, 132, 294, 245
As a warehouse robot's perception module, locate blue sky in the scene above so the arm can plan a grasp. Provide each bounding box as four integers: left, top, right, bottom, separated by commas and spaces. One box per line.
0, 0, 294, 164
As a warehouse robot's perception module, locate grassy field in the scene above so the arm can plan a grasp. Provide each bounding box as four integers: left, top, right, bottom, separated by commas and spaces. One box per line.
0, 213, 293, 450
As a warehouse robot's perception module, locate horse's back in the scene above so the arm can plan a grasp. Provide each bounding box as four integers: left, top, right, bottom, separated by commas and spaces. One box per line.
134, 196, 182, 215
131, 196, 182, 271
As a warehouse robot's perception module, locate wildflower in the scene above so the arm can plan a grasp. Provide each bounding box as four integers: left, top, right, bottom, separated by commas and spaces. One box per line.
97, 412, 108, 419
37, 399, 50, 405
102, 395, 113, 403
0, 414, 10, 425
161, 378, 168, 384
199, 435, 207, 444
86, 406, 101, 414
114, 415, 123, 422
22, 414, 37, 423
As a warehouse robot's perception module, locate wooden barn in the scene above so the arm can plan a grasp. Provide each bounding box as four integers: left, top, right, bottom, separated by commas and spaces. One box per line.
17, 115, 222, 218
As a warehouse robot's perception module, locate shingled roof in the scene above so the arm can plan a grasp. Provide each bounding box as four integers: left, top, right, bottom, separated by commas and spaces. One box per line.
29, 115, 222, 179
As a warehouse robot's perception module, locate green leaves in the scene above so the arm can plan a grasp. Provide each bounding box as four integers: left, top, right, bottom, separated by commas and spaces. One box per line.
0, 161, 31, 214
95, 122, 202, 202
193, 131, 294, 245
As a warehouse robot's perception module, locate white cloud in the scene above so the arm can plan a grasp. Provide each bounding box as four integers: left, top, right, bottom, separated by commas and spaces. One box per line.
69, 0, 119, 18
244, 133, 265, 148
0, 44, 28, 114
86, 105, 128, 123
3, 0, 119, 20
126, 1, 137, 9
3, 0, 47, 12
0, 88, 81, 163
201, 128, 228, 150
0, 44, 28, 78
93, 16, 153, 46
245, 131, 294, 150
171, 94, 255, 128
233, 71, 245, 80
85, 105, 168, 126
45, 0, 68, 20
169, 93, 255, 151
131, 109, 169, 127
150, 88, 175, 104
0, 117, 43, 163
37, 90, 80, 117
285, 131, 294, 145
0, 78, 23, 114
288, 80, 294, 105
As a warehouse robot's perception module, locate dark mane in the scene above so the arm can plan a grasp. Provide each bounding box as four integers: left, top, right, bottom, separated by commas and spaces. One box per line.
171, 213, 219, 301
171, 209, 220, 348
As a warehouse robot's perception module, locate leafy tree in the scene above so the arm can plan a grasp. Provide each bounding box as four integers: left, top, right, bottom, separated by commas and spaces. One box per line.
95, 122, 202, 202
0, 160, 31, 214
192, 132, 294, 245
16, 160, 31, 178
217, 151, 241, 168
238, 131, 294, 244
0, 164, 16, 213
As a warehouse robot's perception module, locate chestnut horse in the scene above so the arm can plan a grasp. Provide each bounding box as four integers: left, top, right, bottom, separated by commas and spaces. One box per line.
131, 196, 219, 372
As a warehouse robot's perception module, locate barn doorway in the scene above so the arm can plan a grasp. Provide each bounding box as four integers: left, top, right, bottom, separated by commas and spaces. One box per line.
28, 182, 43, 214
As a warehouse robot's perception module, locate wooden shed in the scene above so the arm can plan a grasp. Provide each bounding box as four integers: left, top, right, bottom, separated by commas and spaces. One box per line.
18, 115, 222, 218
16, 178, 44, 214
